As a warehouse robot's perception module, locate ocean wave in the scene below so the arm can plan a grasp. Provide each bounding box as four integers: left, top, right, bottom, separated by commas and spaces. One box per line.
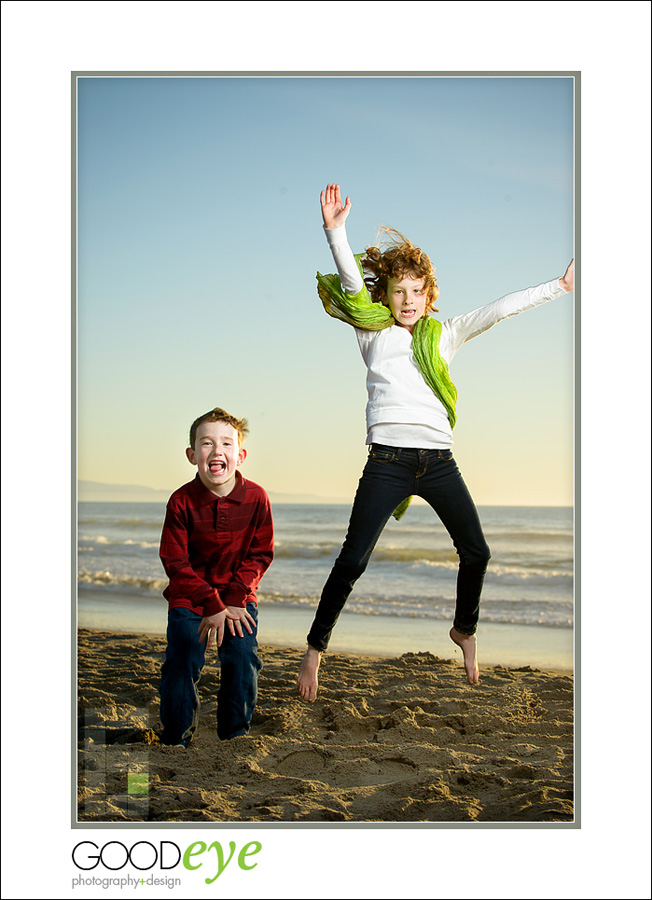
76, 579, 572, 628
373, 547, 459, 564
482, 529, 573, 541
381, 525, 573, 542
274, 542, 572, 574
258, 592, 572, 628
274, 543, 336, 559
484, 566, 573, 586
78, 517, 162, 531
79, 536, 160, 549
274, 543, 462, 564
381, 557, 573, 580
78, 570, 168, 594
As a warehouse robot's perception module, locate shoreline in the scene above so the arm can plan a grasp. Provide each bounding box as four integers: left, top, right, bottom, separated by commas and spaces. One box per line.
78, 590, 574, 672
77, 626, 573, 678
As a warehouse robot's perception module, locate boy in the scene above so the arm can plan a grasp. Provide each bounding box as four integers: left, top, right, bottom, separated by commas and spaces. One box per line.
159, 407, 274, 745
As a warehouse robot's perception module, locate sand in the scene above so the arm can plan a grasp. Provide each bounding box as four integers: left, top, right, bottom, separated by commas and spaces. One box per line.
77, 628, 574, 824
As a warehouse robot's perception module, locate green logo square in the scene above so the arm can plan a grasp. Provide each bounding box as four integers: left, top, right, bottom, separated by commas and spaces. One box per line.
127, 772, 149, 795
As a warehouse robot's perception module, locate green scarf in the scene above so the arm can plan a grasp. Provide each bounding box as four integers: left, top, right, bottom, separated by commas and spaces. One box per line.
317, 253, 458, 520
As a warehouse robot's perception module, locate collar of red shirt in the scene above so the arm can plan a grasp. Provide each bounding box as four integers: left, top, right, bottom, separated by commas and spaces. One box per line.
190, 471, 247, 505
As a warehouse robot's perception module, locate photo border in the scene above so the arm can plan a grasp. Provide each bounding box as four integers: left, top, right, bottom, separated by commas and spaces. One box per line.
71, 69, 580, 831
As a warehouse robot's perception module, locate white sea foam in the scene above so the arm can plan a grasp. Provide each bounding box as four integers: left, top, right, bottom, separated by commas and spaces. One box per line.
77, 501, 575, 629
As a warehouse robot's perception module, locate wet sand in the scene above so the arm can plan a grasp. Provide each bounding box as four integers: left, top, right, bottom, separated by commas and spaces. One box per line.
77, 628, 574, 823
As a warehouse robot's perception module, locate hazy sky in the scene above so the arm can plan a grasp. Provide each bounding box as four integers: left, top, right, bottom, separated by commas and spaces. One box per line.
77, 74, 574, 504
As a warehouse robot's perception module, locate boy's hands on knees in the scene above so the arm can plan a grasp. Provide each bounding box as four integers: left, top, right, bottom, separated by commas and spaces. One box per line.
197, 606, 256, 648
224, 605, 256, 639
198, 610, 229, 649
321, 183, 351, 229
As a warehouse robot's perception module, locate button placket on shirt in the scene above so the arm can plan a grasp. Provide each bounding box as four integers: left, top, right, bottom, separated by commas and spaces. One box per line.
214, 498, 230, 533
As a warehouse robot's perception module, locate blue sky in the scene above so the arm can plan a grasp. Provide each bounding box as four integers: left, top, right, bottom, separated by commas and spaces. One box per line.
77, 74, 574, 503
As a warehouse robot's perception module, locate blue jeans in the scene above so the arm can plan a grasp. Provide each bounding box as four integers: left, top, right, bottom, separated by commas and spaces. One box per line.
159, 604, 262, 745
307, 445, 491, 651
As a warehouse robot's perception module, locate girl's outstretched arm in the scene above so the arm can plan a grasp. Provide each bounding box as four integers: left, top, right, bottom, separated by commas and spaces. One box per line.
559, 259, 574, 292
319, 183, 363, 295
321, 183, 351, 229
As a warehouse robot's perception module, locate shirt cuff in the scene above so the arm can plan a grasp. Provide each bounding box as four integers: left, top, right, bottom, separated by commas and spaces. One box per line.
220, 584, 249, 608
324, 223, 349, 247
201, 589, 226, 617
548, 278, 568, 297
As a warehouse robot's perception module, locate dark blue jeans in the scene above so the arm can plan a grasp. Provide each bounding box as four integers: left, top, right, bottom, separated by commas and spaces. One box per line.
159, 604, 262, 745
307, 445, 491, 651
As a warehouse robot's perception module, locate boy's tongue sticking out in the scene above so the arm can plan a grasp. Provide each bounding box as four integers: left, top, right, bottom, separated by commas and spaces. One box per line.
185, 420, 247, 497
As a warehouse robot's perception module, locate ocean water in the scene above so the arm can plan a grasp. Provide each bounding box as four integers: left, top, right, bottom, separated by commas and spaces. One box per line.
78, 501, 574, 634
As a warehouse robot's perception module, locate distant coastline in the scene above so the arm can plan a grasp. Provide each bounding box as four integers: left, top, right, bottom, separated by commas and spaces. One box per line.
78, 480, 352, 505
78, 481, 572, 507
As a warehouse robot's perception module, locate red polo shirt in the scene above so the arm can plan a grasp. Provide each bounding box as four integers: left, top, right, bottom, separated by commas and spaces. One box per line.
159, 472, 274, 617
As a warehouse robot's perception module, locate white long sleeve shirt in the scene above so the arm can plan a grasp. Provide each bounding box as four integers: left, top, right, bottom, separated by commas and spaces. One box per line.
324, 225, 568, 449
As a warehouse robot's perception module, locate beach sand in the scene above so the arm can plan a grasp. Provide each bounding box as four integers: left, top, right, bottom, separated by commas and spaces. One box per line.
77, 628, 574, 823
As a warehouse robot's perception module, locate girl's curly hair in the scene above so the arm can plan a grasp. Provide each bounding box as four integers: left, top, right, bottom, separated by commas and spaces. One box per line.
362, 227, 439, 314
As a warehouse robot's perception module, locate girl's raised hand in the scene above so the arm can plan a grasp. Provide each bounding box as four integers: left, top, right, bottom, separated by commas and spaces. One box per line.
320, 183, 351, 229
559, 259, 574, 292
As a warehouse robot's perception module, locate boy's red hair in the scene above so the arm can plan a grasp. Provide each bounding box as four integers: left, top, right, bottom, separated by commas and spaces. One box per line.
188, 408, 249, 449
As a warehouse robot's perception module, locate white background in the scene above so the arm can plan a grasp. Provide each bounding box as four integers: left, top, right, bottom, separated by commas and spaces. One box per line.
1, 2, 650, 898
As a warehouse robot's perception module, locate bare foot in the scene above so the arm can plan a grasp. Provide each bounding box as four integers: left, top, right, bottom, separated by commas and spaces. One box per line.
449, 627, 480, 685
297, 646, 322, 701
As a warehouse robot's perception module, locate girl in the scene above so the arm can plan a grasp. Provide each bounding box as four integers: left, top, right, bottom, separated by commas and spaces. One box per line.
297, 184, 574, 699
